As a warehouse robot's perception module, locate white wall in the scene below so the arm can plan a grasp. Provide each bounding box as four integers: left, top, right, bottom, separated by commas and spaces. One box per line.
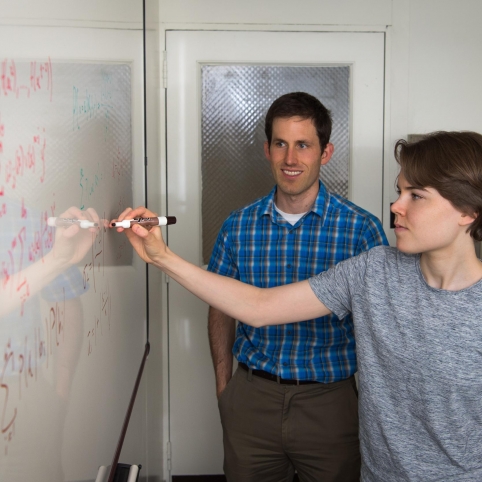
1, 0, 142, 28
158, 0, 391, 26
408, 0, 482, 134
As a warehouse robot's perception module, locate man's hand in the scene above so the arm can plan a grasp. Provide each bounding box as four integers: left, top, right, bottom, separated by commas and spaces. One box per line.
208, 307, 236, 399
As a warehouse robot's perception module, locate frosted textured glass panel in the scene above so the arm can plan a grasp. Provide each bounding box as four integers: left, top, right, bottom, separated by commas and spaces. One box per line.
201, 65, 350, 264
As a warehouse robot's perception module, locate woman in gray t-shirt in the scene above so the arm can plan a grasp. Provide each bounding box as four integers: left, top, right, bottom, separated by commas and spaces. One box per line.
116, 131, 482, 481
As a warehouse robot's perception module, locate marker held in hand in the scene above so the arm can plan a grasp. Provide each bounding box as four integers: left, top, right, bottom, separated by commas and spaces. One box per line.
111, 216, 176, 229
48, 217, 98, 229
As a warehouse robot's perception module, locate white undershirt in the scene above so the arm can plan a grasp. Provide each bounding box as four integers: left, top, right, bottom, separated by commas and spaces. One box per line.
274, 204, 307, 226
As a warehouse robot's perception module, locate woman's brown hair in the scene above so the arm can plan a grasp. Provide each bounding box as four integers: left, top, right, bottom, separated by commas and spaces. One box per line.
395, 131, 482, 241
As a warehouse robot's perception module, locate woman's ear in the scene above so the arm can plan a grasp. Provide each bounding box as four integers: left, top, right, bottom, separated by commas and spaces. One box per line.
459, 211, 478, 227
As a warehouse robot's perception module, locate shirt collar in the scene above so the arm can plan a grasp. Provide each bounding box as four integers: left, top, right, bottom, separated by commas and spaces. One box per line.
261, 180, 329, 223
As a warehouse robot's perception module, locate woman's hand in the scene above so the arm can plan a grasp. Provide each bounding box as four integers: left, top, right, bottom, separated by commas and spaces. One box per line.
51, 206, 99, 266
112, 206, 168, 266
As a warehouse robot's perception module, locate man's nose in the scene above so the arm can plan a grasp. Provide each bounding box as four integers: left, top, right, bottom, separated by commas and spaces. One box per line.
285, 146, 296, 164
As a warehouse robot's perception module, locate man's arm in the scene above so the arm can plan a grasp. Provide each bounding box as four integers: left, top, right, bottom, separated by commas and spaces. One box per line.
208, 307, 235, 399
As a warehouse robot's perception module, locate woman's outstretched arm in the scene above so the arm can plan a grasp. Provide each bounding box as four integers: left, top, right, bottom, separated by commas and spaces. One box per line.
113, 206, 331, 327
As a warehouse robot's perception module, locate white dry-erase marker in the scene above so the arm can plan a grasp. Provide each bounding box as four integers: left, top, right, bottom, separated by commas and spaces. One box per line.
126, 465, 139, 482
94, 465, 109, 482
48, 217, 98, 229
111, 216, 176, 229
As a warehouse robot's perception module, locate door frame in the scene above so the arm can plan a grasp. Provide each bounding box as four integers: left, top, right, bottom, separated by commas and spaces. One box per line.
158, 24, 393, 482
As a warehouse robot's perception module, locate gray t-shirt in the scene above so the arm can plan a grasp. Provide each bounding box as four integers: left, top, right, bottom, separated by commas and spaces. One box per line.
309, 246, 482, 481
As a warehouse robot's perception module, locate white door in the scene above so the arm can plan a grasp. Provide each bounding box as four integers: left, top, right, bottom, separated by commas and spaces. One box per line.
166, 30, 385, 477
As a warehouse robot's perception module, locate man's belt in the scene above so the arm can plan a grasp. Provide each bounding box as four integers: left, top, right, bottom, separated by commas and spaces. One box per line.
238, 362, 319, 385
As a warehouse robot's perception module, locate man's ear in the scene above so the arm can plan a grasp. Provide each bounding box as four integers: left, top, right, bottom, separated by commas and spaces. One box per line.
264, 141, 271, 161
321, 143, 334, 166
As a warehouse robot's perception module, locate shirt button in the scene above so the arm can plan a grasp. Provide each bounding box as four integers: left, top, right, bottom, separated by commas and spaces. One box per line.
287, 331, 292, 335
283, 362, 288, 366
287, 264, 292, 269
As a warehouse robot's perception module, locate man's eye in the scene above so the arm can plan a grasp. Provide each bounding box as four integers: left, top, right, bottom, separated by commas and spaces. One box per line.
411, 193, 422, 200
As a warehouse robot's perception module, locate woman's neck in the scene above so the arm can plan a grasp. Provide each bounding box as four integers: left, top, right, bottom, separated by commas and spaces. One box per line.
420, 243, 482, 291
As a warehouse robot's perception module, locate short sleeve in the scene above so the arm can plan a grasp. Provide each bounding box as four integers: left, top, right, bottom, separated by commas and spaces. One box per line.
207, 220, 239, 280
308, 250, 370, 319
356, 216, 389, 255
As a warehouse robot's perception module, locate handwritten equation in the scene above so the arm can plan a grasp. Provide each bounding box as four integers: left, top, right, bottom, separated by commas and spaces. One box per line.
0, 57, 135, 459
1, 58, 53, 101
1, 294, 66, 454
2, 127, 47, 192
0, 216, 121, 454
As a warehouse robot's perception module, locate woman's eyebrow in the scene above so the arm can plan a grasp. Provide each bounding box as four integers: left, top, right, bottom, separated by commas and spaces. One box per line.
397, 183, 429, 192
407, 185, 429, 192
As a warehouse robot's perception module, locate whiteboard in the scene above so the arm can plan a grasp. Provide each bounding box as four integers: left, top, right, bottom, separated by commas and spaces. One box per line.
0, 26, 147, 481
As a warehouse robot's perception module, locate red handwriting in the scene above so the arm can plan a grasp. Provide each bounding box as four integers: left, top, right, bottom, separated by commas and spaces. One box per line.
30, 60, 53, 102
0, 113, 4, 197
1, 227, 27, 315
0, 294, 65, 454
27, 211, 54, 264
20, 198, 27, 219
3, 128, 47, 191
1, 58, 53, 101
1, 212, 54, 314
0, 113, 4, 155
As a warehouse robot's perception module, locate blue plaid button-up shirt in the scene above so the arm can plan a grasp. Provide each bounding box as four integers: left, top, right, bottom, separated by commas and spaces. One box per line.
207, 181, 388, 382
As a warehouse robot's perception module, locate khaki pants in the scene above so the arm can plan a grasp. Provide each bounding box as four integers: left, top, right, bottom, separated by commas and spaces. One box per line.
218, 366, 360, 482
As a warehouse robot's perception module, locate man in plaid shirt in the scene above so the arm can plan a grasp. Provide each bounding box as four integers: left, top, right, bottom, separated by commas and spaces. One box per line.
207, 92, 388, 481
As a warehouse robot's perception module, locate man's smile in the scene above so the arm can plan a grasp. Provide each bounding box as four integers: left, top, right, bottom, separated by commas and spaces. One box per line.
282, 169, 302, 176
